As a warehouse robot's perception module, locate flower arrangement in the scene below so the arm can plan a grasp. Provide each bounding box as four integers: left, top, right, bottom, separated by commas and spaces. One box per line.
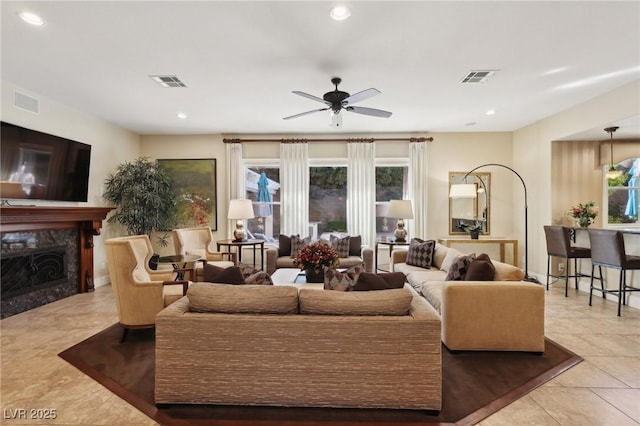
568, 201, 598, 228
294, 242, 339, 272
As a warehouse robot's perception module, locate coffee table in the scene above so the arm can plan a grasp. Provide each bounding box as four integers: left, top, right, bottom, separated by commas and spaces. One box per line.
270, 268, 323, 290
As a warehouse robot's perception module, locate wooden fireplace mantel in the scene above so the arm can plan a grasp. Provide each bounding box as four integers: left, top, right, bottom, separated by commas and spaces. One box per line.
0, 205, 114, 292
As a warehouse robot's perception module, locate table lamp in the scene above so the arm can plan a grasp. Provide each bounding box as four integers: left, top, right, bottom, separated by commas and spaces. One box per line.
228, 199, 255, 242
386, 200, 413, 242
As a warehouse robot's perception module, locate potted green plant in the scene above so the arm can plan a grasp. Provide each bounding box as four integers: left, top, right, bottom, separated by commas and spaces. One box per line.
458, 220, 483, 239
103, 157, 177, 257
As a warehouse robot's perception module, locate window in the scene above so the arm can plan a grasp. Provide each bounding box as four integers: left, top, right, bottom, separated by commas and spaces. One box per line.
375, 164, 408, 239
606, 157, 639, 225
309, 166, 347, 238
244, 166, 280, 242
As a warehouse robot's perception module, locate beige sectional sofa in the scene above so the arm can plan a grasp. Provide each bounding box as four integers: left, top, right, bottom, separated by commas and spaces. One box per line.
392, 243, 545, 352
265, 234, 374, 275
155, 283, 442, 411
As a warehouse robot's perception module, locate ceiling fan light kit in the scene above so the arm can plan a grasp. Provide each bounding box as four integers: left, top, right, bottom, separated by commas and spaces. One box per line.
283, 77, 392, 127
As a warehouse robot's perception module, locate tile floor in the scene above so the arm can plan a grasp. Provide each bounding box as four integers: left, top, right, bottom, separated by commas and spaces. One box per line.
1, 281, 639, 425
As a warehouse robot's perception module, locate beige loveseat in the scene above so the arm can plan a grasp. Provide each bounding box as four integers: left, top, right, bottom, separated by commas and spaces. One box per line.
392, 243, 545, 352
155, 283, 442, 411
265, 234, 374, 275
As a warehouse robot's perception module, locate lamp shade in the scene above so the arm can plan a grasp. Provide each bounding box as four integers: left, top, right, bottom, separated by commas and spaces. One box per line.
449, 184, 478, 199
227, 199, 255, 220
386, 200, 414, 219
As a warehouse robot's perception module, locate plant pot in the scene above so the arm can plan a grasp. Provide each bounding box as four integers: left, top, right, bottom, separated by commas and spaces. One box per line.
304, 267, 324, 283
469, 230, 480, 240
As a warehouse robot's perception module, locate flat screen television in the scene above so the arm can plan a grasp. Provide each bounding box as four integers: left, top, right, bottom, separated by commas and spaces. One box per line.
1, 122, 92, 202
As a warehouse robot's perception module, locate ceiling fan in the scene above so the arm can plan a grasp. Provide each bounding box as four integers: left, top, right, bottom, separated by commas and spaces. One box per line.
283, 77, 392, 127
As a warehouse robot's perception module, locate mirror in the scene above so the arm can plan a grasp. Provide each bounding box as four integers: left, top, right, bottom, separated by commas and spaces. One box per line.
449, 172, 491, 235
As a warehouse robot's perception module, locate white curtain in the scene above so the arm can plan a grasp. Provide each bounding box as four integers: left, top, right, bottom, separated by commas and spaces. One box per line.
408, 141, 429, 238
347, 141, 376, 246
225, 142, 245, 238
280, 142, 309, 236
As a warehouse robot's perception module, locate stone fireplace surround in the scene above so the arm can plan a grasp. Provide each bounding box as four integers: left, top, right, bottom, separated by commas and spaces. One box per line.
0, 206, 112, 318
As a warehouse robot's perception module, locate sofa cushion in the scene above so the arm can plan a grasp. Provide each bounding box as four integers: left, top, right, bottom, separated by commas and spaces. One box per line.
275, 256, 298, 269
440, 247, 464, 272
203, 264, 245, 284
353, 272, 406, 291
432, 243, 448, 270
323, 266, 364, 291
278, 234, 292, 258
290, 235, 311, 258
465, 253, 495, 281
406, 238, 436, 268
299, 287, 412, 316
331, 235, 351, 258
420, 282, 444, 314
445, 253, 476, 281
244, 271, 274, 285
187, 282, 298, 314
348, 235, 362, 256
493, 260, 525, 281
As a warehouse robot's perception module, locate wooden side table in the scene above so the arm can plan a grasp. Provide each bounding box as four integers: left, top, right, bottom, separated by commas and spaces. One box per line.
216, 239, 265, 270
375, 240, 410, 272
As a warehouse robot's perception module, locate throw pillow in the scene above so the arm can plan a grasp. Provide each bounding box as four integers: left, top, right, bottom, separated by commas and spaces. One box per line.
290, 235, 311, 258
330, 235, 351, 258
465, 253, 496, 281
353, 272, 406, 291
278, 234, 292, 258
405, 238, 436, 268
236, 261, 259, 278
445, 253, 476, 281
203, 264, 245, 284
323, 265, 364, 291
244, 271, 274, 285
348, 235, 362, 256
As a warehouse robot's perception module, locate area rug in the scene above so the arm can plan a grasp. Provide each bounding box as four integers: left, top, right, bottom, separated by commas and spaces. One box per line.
59, 324, 581, 426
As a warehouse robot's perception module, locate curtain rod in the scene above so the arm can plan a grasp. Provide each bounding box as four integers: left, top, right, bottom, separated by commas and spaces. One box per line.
223, 137, 433, 144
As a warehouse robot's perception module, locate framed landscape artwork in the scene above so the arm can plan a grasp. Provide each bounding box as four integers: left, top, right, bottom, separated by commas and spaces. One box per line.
158, 159, 217, 231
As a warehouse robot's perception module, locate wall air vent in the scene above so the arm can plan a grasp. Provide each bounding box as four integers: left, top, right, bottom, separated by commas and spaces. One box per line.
149, 75, 187, 88
460, 70, 497, 84
14, 91, 39, 113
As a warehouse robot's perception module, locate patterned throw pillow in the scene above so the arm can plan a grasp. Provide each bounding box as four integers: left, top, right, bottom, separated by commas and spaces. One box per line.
290, 235, 311, 258
445, 253, 477, 281
330, 235, 351, 258
236, 262, 259, 278
244, 271, 274, 285
323, 265, 364, 291
405, 238, 436, 268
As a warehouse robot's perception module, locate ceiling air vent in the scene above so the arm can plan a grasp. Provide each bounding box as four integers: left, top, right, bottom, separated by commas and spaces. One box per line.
460, 70, 497, 84
149, 75, 187, 88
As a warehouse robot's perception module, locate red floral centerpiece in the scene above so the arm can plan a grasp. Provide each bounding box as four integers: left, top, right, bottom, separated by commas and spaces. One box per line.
294, 242, 339, 283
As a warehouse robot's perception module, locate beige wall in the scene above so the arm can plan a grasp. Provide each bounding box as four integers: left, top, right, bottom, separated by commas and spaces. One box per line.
1, 80, 141, 286
514, 79, 640, 307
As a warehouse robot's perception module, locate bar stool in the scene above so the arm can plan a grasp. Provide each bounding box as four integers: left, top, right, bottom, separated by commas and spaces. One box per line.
588, 229, 640, 316
544, 225, 595, 297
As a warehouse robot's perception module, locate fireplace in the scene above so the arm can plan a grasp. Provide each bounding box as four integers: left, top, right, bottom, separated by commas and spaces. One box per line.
0, 206, 112, 318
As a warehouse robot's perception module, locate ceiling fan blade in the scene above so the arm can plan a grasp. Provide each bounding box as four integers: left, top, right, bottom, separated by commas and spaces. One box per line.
330, 111, 343, 128
283, 108, 329, 120
292, 91, 330, 105
343, 88, 380, 105
346, 106, 392, 118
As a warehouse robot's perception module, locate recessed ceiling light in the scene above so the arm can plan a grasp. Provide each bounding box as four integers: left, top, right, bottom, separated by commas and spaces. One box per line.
177, 112, 187, 119
18, 11, 45, 26
486, 109, 496, 116
330, 5, 351, 21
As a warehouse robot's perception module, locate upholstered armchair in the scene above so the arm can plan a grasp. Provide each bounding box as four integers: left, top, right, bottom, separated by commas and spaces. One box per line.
105, 235, 189, 342
172, 227, 236, 281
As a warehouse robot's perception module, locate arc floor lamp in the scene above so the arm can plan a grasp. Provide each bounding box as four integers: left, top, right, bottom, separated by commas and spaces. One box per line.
450, 163, 540, 283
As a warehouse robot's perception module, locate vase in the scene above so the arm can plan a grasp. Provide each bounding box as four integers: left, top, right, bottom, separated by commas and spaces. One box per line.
304, 267, 324, 283
576, 217, 591, 228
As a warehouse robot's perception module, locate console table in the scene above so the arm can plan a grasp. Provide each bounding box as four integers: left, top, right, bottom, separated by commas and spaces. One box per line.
437, 237, 518, 266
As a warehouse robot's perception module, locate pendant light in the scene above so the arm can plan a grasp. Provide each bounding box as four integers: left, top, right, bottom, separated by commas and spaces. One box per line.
605, 126, 622, 179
